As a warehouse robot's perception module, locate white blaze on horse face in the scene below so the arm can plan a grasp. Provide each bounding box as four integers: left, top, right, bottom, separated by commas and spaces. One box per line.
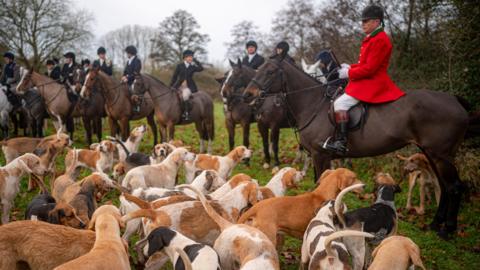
80, 72, 90, 98
302, 59, 327, 84
16, 67, 27, 92
220, 70, 233, 97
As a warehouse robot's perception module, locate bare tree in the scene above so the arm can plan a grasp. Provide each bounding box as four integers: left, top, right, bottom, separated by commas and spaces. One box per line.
0, 0, 93, 69
224, 20, 267, 60
270, 0, 317, 60
98, 25, 156, 72
151, 10, 210, 67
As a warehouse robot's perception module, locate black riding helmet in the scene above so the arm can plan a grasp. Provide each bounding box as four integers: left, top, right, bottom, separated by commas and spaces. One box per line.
63, 52, 76, 62
246, 40, 258, 49
97, 46, 106, 55
125, 45, 137, 55
183, 50, 194, 58
46, 59, 55, 65
276, 41, 290, 55
361, 4, 384, 22
3, 52, 14, 60
81, 59, 90, 66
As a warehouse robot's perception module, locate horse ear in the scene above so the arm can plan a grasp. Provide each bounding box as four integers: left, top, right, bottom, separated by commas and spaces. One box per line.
228, 59, 235, 67
301, 58, 307, 71
215, 77, 225, 84
237, 58, 242, 68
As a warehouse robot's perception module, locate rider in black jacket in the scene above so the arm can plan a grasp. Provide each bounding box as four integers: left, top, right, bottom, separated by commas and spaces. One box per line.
241, 40, 265, 70
122, 45, 142, 112
45, 59, 61, 81
93, 47, 113, 76
170, 50, 204, 121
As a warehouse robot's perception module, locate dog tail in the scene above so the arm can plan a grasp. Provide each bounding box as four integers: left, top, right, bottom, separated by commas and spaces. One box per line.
65, 148, 77, 178
123, 192, 151, 209
334, 183, 364, 228
107, 135, 130, 157
121, 208, 157, 223
178, 184, 231, 230
324, 230, 374, 258
175, 247, 193, 270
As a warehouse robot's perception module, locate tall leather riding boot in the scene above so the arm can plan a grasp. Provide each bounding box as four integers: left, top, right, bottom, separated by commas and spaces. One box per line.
323, 110, 349, 155
183, 100, 191, 121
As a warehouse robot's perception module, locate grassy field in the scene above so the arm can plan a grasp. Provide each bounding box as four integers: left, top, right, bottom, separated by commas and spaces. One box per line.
5, 102, 480, 269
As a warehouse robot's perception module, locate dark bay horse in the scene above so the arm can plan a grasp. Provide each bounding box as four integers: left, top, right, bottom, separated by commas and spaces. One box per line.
80, 67, 158, 145
71, 67, 106, 144
219, 60, 308, 170
243, 57, 469, 238
132, 74, 214, 153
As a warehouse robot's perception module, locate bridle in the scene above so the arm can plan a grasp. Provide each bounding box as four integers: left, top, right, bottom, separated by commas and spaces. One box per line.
133, 74, 173, 101
84, 71, 123, 106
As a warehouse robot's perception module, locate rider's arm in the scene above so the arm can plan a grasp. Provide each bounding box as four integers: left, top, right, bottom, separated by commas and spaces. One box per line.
193, 59, 203, 72
170, 64, 180, 87
348, 37, 391, 80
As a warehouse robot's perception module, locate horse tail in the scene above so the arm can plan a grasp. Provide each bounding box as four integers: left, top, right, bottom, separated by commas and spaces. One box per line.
466, 110, 480, 139
205, 99, 215, 141
455, 95, 471, 112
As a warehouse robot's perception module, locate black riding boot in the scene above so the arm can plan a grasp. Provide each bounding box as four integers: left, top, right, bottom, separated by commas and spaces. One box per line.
183, 100, 191, 121
323, 110, 349, 155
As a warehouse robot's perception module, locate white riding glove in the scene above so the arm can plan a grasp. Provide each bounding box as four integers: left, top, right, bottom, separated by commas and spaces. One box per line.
338, 67, 349, 79
341, 63, 351, 69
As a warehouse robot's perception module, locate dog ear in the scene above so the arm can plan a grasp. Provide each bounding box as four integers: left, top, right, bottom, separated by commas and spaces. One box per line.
203, 171, 214, 191
33, 147, 47, 157
147, 232, 165, 256
281, 169, 297, 188
90, 143, 99, 150
319, 169, 333, 181
48, 208, 62, 224
194, 170, 204, 179
88, 210, 99, 230
18, 158, 34, 174
407, 241, 426, 270
247, 183, 258, 205
393, 184, 402, 193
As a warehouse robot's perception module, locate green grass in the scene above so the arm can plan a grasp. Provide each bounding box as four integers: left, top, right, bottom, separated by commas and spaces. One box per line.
4, 102, 480, 269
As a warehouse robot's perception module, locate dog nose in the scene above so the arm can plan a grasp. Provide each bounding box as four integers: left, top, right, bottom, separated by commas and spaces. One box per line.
79, 221, 86, 229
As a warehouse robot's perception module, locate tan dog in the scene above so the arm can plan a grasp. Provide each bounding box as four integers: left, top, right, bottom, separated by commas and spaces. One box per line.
0, 221, 95, 270
54, 205, 129, 270
65, 140, 117, 175
0, 153, 47, 223
184, 145, 252, 183
397, 153, 440, 215
122, 180, 259, 246
238, 168, 363, 245
121, 147, 195, 190
368, 236, 426, 270
184, 185, 280, 269
55, 172, 115, 204
259, 167, 305, 199
1, 129, 71, 163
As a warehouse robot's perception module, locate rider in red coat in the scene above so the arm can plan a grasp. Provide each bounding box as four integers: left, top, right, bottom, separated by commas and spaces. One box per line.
323, 4, 405, 155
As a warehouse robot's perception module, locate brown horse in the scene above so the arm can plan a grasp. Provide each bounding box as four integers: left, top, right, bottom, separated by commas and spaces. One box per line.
16, 68, 75, 135
243, 57, 469, 238
79, 67, 157, 145
218, 60, 308, 171
132, 73, 214, 153
71, 67, 106, 145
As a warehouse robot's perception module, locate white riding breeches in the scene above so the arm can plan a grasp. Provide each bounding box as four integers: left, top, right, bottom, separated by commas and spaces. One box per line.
181, 87, 192, 101
334, 93, 359, 111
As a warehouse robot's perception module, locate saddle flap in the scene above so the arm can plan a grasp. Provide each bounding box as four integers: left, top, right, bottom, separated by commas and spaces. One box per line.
328, 102, 368, 131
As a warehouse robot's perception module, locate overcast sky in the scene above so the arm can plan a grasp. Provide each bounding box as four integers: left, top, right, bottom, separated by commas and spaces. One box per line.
74, 0, 295, 65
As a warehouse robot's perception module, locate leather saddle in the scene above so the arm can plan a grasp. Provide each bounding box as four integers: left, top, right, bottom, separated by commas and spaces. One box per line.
328, 102, 368, 131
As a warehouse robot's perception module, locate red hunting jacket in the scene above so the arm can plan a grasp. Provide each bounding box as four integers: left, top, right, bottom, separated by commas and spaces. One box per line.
346, 30, 405, 103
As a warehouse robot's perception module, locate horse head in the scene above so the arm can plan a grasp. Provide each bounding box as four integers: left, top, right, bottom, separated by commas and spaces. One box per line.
15, 67, 34, 94
72, 67, 86, 94
80, 66, 98, 99
132, 73, 147, 96
243, 57, 284, 102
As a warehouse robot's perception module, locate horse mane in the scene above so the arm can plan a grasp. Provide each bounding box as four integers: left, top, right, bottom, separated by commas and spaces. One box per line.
142, 73, 170, 88
276, 57, 324, 85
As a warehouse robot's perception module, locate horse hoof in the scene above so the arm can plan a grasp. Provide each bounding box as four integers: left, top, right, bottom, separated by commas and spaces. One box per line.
263, 163, 270, 169
429, 221, 442, 232
436, 227, 453, 240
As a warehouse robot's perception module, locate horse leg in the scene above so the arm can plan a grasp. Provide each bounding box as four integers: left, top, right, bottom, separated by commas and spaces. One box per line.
36, 117, 43, 137
95, 117, 102, 142
271, 126, 281, 170
120, 118, 130, 141
108, 117, 118, 138
226, 119, 235, 151
167, 123, 175, 142
66, 117, 75, 140
82, 116, 92, 145
424, 151, 464, 238
158, 124, 167, 143
146, 114, 158, 146
258, 123, 270, 169
312, 152, 332, 182
241, 121, 251, 165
